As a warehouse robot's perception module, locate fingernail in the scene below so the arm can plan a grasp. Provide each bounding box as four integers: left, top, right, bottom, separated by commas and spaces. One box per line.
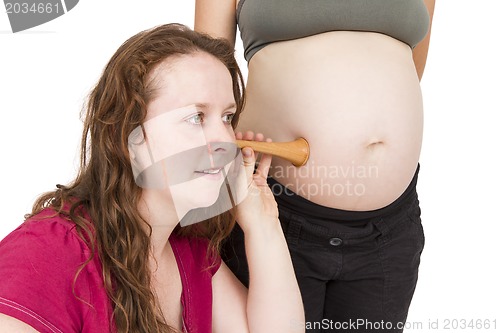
242, 148, 252, 157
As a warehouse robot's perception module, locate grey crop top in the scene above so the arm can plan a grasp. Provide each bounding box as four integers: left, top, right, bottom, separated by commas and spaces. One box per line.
237, 0, 430, 61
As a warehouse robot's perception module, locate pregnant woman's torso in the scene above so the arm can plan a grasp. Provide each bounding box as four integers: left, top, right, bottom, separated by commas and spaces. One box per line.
236, 0, 429, 211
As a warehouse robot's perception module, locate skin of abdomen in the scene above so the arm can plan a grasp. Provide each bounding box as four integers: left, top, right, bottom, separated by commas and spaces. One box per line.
237, 31, 423, 211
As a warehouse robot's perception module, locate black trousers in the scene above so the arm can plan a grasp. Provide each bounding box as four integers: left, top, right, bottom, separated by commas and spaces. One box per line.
222, 168, 424, 333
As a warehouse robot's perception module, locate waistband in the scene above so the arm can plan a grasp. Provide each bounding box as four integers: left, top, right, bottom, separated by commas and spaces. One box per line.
268, 164, 419, 225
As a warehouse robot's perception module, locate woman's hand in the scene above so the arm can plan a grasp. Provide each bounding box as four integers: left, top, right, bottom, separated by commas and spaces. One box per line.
234, 131, 279, 235
229, 131, 306, 332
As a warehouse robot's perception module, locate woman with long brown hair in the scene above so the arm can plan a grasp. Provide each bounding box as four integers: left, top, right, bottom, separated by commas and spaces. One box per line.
0, 23, 304, 333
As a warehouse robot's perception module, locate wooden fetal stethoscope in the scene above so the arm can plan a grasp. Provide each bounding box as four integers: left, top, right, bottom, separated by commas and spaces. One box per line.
236, 137, 309, 167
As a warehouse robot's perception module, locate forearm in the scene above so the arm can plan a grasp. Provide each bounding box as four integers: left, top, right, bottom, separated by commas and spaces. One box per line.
244, 220, 305, 333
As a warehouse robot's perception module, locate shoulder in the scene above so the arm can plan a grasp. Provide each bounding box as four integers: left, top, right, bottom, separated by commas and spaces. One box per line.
0, 209, 99, 297
0, 209, 103, 332
1, 209, 92, 259
0, 208, 97, 289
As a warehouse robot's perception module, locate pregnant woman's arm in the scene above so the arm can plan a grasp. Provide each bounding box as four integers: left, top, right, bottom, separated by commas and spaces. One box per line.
413, 0, 436, 80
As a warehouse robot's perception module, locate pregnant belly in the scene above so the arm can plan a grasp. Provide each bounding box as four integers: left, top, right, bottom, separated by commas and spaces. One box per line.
237, 31, 423, 211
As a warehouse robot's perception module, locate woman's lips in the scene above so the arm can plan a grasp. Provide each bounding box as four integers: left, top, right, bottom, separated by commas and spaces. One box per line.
194, 167, 224, 180
196, 168, 222, 174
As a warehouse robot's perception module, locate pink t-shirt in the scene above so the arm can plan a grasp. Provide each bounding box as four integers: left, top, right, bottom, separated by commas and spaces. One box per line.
0, 209, 221, 332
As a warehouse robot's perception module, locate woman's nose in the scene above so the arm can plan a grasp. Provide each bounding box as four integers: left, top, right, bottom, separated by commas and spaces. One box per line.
203, 120, 234, 149
207, 142, 226, 154
202, 121, 236, 165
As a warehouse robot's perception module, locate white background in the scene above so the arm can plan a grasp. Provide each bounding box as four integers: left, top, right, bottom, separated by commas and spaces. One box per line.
1, 1, 499, 331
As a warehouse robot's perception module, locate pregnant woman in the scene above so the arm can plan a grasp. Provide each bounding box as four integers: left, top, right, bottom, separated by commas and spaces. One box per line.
195, 0, 435, 331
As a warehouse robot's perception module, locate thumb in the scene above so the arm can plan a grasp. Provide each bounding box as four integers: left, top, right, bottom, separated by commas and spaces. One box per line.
241, 147, 256, 186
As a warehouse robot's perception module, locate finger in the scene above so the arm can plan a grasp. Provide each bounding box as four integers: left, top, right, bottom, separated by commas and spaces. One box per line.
243, 130, 255, 141
235, 131, 243, 140
254, 132, 265, 142
241, 146, 256, 185
256, 153, 272, 179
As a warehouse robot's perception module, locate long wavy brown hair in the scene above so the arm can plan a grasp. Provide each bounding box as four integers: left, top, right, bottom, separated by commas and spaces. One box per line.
27, 23, 245, 333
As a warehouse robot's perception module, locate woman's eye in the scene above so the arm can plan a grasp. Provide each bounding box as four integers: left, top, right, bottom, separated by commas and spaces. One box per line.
186, 113, 204, 125
222, 113, 235, 124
